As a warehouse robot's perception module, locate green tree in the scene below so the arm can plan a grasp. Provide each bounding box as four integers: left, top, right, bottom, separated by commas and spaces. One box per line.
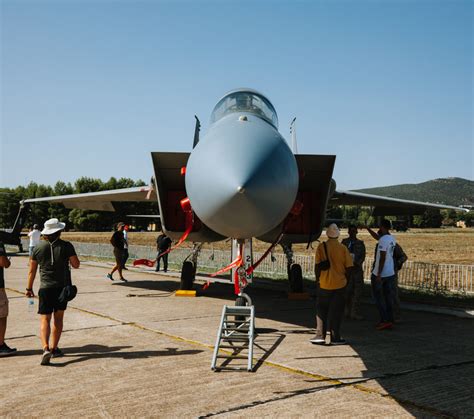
68, 209, 103, 231
413, 209, 443, 228
459, 211, 474, 227
0, 189, 22, 228
74, 177, 104, 193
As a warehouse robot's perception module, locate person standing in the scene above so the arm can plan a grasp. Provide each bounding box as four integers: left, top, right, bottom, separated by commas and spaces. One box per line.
310, 224, 353, 346
366, 219, 397, 330
107, 222, 127, 282
122, 225, 129, 270
155, 233, 172, 272
0, 240, 16, 356
26, 218, 80, 365
27, 224, 41, 257
341, 225, 366, 320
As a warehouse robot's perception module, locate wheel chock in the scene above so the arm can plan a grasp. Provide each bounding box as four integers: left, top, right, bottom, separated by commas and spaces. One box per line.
175, 290, 197, 297
288, 292, 311, 300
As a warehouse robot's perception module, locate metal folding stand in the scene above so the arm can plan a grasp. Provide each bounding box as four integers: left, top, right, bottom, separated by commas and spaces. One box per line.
211, 305, 255, 372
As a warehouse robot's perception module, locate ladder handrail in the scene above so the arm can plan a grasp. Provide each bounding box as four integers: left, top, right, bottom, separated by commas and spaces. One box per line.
211, 304, 255, 372
211, 305, 227, 371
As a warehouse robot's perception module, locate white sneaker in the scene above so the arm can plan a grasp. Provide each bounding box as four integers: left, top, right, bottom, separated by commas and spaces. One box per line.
41, 350, 52, 366
310, 337, 326, 345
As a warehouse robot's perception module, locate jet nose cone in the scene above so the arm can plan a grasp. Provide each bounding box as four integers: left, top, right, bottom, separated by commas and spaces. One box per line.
185, 116, 298, 239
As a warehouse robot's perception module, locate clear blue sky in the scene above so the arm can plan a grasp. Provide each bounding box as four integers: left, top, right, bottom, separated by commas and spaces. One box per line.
1, 0, 472, 190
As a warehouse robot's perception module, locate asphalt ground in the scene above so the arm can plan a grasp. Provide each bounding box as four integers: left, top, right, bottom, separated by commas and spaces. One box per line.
1, 258, 473, 418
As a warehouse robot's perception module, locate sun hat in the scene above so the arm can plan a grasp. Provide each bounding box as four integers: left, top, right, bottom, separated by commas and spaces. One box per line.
116, 222, 125, 229
326, 223, 340, 239
41, 218, 66, 235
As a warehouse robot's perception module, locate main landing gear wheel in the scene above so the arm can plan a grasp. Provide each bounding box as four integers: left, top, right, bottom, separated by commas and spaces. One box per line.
180, 261, 195, 290
289, 263, 304, 293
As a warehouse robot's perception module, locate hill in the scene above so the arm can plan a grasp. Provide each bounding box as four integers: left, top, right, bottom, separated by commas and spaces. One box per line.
355, 177, 474, 207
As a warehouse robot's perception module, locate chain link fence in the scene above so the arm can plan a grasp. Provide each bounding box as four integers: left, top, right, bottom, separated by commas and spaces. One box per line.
63, 241, 474, 294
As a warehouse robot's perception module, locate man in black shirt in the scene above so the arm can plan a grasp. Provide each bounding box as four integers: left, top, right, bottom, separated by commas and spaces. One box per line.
26, 218, 80, 365
107, 222, 127, 282
156, 234, 172, 272
341, 225, 366, 320
0, 241, 16, 356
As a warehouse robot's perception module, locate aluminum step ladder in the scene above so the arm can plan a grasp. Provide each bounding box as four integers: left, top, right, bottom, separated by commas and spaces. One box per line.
211, 305, 255, 372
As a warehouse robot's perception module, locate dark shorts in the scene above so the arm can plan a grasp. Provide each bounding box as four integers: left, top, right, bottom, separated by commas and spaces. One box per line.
38, 287, 67, 315
113, 248, 124, 265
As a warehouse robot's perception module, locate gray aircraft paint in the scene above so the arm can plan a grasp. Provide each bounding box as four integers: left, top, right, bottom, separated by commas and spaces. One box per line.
185, 90, 299, 239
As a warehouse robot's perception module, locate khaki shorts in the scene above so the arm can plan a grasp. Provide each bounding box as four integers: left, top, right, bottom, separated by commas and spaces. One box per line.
0, 288, 9, 318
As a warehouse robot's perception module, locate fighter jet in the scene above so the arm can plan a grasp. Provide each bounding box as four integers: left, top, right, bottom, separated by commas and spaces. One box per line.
0, 201, 28, 252
22, 88, 467, 300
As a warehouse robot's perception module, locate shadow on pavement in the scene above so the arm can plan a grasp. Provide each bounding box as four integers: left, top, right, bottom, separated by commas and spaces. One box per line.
49, 344, 203, 367
113, 273, 474, 416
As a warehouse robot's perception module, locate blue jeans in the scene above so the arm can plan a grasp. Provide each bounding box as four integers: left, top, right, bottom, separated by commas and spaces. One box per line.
371, 274, 395, 323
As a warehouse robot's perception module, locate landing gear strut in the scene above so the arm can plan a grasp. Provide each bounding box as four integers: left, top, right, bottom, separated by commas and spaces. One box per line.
282, 243, 304, 293
235, 266, 253, 325
233, 240, 253, 324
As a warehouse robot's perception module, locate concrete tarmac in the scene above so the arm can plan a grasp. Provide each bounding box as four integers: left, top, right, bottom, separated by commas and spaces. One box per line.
1, 258, 473, 418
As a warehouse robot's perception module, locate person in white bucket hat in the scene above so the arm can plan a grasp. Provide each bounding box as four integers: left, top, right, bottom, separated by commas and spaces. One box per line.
310, 223, 353, 346
26, 218, 80, 365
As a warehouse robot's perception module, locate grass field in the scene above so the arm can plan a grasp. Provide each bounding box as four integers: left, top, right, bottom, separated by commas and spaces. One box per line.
61, 228, 474, 265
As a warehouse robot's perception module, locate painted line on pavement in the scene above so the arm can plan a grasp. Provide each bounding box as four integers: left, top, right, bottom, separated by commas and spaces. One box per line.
6, 286, 460, 418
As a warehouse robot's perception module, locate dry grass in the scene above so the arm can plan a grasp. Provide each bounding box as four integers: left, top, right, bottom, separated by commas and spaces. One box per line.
61, 228, 474, 265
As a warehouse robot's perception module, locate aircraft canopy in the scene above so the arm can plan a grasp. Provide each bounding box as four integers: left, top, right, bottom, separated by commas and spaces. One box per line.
210, 89, 278, 128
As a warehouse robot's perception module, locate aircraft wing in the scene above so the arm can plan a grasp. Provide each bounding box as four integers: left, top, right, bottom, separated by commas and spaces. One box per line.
330, 190, 469, 215
22, 186, 156, 212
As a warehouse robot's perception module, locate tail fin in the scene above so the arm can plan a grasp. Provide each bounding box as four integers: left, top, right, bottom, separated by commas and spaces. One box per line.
12, 202, 28, 235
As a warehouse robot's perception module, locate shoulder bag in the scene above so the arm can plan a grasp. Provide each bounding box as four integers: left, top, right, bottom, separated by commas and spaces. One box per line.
58, 265, 77, 303
316, 242, 331, 271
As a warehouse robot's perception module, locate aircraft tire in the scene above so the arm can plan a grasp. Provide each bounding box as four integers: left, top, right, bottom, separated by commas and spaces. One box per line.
235, 296, 247, 324
289, 263, 304, 293
235, 296, 247, 307
180, 261, 195, 290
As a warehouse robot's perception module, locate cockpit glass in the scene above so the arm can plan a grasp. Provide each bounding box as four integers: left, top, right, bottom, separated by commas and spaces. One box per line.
210, 92, 278, 128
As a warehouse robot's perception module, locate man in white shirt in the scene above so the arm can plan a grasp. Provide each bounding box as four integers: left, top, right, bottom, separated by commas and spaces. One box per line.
28, 225, 41, 257
366, 219, 396, 330
122, 225, 129, 270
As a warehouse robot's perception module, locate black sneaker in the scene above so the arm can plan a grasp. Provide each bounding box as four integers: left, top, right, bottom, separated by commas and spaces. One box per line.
119, 277, 128, 282
0, 343, 17, 356
41, 349, 52, 365
331, 338, 347, 346
106, 273, 114, 281
51, 347, 64, 358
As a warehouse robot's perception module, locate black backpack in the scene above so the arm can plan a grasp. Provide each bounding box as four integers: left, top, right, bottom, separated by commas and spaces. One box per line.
315, 242, 331, 272
394, 244, 408, 271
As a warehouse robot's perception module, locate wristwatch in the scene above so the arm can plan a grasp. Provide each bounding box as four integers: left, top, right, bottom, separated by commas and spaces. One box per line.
26, 288, 33, 291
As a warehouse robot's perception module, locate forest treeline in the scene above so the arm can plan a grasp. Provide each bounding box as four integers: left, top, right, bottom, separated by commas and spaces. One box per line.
357, 177, 474, 207
1, 177, 472, 231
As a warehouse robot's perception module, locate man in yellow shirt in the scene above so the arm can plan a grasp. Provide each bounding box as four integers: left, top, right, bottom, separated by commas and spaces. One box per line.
311, 224, 353, 345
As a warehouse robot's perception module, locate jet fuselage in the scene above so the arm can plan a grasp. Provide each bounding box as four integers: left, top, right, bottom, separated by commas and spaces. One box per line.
185, 89, 299, 239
